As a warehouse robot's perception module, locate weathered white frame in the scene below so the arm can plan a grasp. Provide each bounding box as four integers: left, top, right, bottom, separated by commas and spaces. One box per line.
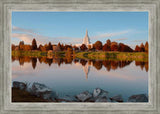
0, 0, 159, 114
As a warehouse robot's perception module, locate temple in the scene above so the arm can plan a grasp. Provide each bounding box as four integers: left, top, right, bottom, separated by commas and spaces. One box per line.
82, 30, 90, 46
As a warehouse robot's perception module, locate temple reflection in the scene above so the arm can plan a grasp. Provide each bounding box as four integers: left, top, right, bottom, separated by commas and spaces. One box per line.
83, 63, 90, 80
12, 56, 149, 79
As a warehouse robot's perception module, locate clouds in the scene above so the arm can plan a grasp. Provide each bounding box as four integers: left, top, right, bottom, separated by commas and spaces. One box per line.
12, 26, 131, 45
91, 30, 130, 40
12, 26, 83, 45
132, 40, 146, 43
112, 38, 128, 41
12, 26, 36, 35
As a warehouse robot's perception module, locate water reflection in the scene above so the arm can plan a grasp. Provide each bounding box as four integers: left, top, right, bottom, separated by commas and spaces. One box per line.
12, 56, 149, 74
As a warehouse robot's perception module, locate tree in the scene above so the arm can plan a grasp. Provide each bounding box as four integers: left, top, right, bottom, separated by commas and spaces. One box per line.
12, 44, 16, 51
61, 44, 64, 51
102, 43, 111, 51
19, 41, 24, 50
57, 42, 62, 51
32, 38, 37, 50
93, 41, 103, 50
106, 39, 111, 46
23, 45, 31, 51
140, 43, 145, 52
118, 43, 133, 52
145, 41, 149, 52
80, 44, 88, 51
73, 45, 79, 51
48, 42, 53, 50
111, 42, 118, 51
135, 45, 141, 52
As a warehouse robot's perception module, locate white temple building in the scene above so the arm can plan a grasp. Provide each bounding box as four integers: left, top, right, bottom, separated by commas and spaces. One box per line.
82, 30, 91, 46
75, 29, 92, 47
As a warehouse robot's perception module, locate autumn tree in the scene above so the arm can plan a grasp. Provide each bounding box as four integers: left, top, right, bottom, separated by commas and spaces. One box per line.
23, 45, 31, 51
118, 43, 133, 52
61, 44, 64, 51
73, 45, 79, 51
64, 44, 72, 51
39, 44, 46, 51
12, 44, 16, 51
48, 42, 53, 50
140, 43, 145, 52
93, 41, 103, 50
106, 39, 111, 46
32, 38, 37, 50
102, 43, 111, 51
135, 45, 141, 52
145, 41, 149, 52
57, 42, 61, 50
19, 41, 24, 50
80, 44, 88, 51
111, 42, 118, 51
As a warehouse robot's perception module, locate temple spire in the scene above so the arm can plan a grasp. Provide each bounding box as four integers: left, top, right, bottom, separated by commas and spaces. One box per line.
83, 29, 90, 46
86, 29, 88, 36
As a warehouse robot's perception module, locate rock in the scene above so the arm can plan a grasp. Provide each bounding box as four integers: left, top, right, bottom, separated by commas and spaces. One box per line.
110, 95, 123, 102
92, 88, 109, 102
32, 82, 51, 93
57, 95, 77, 102
75, 91, 92, 102
31, 82, 57, 100
13, 81, 27, 90
128, 94, 148, 102
95, 97, 108, 102
93, 88, 108, 98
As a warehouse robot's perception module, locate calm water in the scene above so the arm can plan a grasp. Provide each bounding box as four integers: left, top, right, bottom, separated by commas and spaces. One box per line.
12, 56, 148, 101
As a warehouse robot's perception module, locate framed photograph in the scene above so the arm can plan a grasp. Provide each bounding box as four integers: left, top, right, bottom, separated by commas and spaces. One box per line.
0, 0, 160, 114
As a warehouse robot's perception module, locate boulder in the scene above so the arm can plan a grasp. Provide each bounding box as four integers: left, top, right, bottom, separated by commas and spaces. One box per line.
92, 88, 109, 102
13, 81, 27, 90
75, 91, 92, 102
93, 88, 108, 98
32, 82, 51, 93
110, 95, 123, 102
57, 95, 78, 102
95, 97, 108, 102
31, 82, 57, 100
128, 94, 148, 102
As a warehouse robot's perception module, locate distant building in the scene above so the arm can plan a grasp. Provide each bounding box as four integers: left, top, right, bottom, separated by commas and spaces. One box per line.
83, 30, 90, 46
75, 29, 92, 48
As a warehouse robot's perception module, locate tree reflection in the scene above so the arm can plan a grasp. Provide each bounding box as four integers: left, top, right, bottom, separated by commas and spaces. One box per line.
12, 56, 148, 72
93, 60, 103, 70
31, 58, 37, 69
102, 60, 111, 71
135, 61, 148, 72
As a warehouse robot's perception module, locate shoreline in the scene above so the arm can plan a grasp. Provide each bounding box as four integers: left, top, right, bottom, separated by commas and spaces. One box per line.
12, 50, 148, 62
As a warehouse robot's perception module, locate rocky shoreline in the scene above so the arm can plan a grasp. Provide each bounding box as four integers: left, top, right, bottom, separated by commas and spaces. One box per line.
12, 81, 148, 102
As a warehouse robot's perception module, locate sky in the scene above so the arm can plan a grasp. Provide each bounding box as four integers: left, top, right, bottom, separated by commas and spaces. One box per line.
12, 12, 148, 48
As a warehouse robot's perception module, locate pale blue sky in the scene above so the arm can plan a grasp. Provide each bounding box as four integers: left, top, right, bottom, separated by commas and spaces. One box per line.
12, 12, 148, 48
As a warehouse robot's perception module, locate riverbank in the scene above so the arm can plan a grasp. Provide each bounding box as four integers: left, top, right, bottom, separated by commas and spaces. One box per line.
12, 50, 148, 62
75, 51, 148, 62
12, 81, 148, 102
12, 87, 50, 102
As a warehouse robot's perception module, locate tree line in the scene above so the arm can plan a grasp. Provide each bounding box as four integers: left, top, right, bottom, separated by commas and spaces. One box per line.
12, 38, 149, 52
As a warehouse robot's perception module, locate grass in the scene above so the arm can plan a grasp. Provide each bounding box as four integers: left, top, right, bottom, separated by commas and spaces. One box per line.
75, 51, 148, 62
12, 50, 65, 58
12, 50, 148, 62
